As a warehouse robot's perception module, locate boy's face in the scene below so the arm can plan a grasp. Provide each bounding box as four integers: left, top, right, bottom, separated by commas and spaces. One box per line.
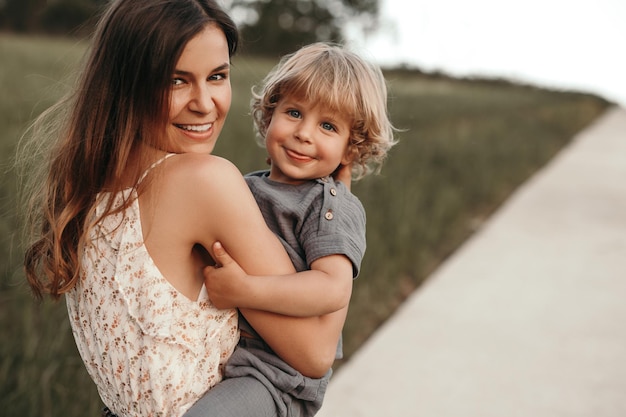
265, 96, 352, 184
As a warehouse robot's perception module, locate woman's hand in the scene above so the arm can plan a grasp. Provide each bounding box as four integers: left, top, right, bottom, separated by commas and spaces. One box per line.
333, 163, 352, 190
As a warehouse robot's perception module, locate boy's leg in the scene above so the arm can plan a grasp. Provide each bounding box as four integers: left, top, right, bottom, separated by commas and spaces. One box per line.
184, 339, 330, 417
182, 376, 278, 417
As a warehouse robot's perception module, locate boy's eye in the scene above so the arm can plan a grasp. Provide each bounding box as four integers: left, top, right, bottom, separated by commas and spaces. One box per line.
287, 109, 301, 118
321, 122, 336, 132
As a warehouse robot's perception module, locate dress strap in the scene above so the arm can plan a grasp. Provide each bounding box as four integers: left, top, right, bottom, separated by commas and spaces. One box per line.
138, 153, 176, 184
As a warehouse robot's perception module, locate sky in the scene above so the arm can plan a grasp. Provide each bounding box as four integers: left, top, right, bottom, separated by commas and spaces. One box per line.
345, 0, 626, 107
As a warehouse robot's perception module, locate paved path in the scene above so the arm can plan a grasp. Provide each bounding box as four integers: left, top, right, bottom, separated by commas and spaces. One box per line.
317, 106, 626, 417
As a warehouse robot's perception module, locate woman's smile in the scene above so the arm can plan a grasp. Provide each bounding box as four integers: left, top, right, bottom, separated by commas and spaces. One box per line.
176, 122, 213, 133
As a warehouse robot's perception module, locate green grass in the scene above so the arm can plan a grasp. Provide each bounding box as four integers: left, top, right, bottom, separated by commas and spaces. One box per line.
0, 35, 611, 416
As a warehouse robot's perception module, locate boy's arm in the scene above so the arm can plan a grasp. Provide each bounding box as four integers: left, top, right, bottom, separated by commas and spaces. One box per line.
205, 242, 353, 316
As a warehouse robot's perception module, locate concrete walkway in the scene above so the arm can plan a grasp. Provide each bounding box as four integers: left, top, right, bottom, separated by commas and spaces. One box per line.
317, 106, 626, 417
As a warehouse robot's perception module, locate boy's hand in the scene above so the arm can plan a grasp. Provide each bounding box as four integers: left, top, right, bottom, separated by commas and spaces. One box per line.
203, 241, 247, 309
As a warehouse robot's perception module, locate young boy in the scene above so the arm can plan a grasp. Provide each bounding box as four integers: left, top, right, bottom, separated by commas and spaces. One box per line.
185, 42, 396, 417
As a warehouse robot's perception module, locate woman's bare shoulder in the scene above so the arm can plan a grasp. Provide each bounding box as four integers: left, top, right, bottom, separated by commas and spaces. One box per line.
164, 153, 241, 180
158, 153, 247, 196
157, 153, 253, 217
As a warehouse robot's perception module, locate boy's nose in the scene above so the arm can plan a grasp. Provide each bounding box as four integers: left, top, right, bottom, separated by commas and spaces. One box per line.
294, 122, 314, 143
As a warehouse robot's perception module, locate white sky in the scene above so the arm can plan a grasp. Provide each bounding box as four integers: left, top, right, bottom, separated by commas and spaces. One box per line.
346, 0, 626, 107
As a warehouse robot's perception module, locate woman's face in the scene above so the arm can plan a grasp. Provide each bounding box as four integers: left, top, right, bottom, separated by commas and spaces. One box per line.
166, 24, 232, 154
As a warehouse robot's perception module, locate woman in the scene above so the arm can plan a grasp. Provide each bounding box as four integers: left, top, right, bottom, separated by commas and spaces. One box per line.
21, 0, 342, 415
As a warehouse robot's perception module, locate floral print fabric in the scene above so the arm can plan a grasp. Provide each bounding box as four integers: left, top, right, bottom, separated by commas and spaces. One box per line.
66, 188, 239, 416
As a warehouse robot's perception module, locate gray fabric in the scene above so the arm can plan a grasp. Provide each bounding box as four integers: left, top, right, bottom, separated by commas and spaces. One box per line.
241, 171, 366, 360
182, 338, 331, 417
245, 171, 366, 277
182, 368, 277, 417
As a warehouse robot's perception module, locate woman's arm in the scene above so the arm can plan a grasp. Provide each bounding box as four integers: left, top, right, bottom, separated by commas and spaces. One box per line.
241, 306, 348, 378
204, 244, 353, 316
171, 154, 344, 377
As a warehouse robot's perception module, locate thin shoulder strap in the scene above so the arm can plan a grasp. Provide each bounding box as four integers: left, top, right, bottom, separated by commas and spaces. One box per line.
138, 153, 176, 184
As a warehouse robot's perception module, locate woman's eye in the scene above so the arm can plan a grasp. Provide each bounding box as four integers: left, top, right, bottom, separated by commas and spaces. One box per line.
172, 78, 185, 86
210, 73, 228, 81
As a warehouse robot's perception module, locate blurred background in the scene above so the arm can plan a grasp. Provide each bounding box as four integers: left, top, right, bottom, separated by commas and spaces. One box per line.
348, 0, 626, 107
1, 0, 624, 105
0, 0, 616, 415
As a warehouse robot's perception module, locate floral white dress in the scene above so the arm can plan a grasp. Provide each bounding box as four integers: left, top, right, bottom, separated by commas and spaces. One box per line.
66, 163, 239, 417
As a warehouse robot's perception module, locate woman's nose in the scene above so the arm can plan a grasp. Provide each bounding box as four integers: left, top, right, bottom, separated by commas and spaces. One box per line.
190, 84, 214, 114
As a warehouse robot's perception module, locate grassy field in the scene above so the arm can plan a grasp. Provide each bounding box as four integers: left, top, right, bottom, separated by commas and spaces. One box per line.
0, 34, 611, 416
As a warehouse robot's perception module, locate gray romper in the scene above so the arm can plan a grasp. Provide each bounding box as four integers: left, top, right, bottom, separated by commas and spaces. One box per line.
184, 171, 366, 417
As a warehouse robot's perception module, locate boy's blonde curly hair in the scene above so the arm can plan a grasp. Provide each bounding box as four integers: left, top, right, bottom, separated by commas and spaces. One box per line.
251, 42, 397, 180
